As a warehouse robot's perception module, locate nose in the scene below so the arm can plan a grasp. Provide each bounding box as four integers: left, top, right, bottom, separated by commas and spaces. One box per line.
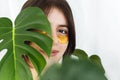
52, 28, 58, 44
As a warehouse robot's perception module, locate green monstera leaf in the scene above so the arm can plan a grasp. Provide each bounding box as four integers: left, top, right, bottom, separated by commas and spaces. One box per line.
41, 49, 107, 80
73, 49, 105, 73
0, 7, 53, 80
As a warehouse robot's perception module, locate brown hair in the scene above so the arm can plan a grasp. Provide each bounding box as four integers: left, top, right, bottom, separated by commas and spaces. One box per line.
22, 0, 76, 56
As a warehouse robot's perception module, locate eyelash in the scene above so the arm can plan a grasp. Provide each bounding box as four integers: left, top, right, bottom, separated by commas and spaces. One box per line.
57, 29, 68, 35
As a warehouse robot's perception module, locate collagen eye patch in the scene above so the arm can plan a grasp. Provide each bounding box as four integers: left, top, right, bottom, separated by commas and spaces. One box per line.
57, 35, 68, 44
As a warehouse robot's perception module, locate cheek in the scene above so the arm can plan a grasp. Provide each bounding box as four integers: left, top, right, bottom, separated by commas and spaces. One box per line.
57, 35, 68, 44
57, 35, 68, 53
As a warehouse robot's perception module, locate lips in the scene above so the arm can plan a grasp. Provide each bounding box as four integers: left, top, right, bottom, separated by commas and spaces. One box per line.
51, 50, 59, 57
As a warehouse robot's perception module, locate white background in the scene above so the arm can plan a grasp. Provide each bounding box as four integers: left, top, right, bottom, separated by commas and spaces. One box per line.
0, 0, 120, 80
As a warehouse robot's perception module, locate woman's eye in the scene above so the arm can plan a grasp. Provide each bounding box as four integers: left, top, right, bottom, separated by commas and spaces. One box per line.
58, 29, 68, 34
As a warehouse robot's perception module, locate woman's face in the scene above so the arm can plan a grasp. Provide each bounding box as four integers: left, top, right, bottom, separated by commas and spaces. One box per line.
31, 8, 68, 66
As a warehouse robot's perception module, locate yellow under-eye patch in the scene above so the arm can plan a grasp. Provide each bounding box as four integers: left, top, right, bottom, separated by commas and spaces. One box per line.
35, 30, 47, 35
57, 35, 68, 44
40, 31, 47, 35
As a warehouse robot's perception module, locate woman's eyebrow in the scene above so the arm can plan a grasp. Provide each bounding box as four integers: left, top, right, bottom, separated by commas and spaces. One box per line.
59, 24, 68, 27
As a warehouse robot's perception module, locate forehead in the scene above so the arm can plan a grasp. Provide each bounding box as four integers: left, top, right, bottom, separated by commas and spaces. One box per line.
47, 8, 68, 27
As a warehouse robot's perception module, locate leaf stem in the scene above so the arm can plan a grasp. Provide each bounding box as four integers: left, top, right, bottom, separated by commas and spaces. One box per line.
12, 27, 16, 79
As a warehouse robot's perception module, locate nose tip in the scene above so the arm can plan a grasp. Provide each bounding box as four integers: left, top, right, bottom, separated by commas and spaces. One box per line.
52, 33, 58, 44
